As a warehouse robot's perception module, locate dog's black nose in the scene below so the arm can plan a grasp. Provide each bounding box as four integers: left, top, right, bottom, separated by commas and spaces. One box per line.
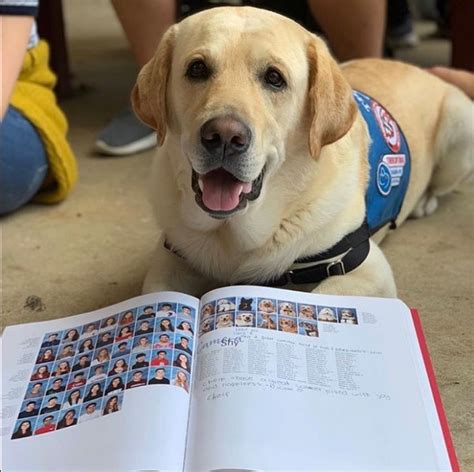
200, 116, 251, 157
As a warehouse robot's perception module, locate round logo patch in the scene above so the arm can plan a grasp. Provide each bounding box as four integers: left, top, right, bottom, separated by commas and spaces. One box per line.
372, 102, 401, 153
377, 161, 392, 196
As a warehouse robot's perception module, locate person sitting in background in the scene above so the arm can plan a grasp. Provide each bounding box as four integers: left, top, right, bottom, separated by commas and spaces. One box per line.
0, 0, 77, 215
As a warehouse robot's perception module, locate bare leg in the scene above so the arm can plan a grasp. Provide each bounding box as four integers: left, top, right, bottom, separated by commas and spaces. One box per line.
307, 0, 387, 61
111, 0, 176, 68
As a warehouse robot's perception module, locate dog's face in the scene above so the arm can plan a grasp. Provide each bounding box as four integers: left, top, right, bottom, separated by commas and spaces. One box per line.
216, 313, 233, 328
299, 304, 315, 319
318, 307, 337, 322
258, 299, 276, 313
279, 302, 296, 317
279, 317, 297, 333
235, 312, 254, 327
201, 303, 214, 318
132, 7, 356, 221
200, 318, 213, 334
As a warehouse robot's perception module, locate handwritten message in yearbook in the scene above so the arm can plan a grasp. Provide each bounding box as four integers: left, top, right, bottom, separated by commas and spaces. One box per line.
1, 286, 458, 471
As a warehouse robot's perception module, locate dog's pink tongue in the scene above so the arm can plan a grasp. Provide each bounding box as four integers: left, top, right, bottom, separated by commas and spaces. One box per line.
201, 169, 251, 212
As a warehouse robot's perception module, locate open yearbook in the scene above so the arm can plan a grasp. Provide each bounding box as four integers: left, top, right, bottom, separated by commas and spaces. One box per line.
1, 286, 458, 471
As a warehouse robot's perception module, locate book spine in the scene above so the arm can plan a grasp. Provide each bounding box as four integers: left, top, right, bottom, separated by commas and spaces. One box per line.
410, 309, 459, 472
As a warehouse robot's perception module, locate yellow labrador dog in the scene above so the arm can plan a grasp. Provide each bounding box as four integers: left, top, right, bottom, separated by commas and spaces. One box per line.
132, 7, 473, 298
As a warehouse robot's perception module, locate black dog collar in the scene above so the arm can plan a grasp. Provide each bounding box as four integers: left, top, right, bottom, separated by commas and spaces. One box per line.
164, 220, 371, 287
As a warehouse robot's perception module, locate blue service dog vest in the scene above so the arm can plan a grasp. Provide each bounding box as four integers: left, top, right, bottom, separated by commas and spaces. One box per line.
353, 90, 411, 234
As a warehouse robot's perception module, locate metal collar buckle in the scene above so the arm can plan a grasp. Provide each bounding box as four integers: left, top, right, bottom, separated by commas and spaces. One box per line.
326, 259, 346, 277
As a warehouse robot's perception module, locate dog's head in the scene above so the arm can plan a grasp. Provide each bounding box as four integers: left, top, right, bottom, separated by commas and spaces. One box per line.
279, 302, 296, 317
299, 304, 315, 319
318, 307, 337, 321
279, 317, 297, 333
132, 7, 356, 220
217, 313, 233, 326
201, 303, 214, 318
258, 299, 276, 313
236, 312, 254, 325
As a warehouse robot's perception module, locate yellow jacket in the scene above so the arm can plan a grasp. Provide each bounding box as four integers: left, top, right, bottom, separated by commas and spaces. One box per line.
10, 40, 77, 203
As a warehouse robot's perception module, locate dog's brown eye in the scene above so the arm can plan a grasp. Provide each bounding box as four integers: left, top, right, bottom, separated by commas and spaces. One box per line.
186, 60, 210, 80
264, 67, 286, 90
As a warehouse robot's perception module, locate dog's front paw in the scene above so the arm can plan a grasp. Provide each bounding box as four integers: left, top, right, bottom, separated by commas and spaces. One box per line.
411, 194, 439, 219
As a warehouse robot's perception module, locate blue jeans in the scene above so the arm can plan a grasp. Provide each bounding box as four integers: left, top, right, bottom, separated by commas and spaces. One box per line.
0, 106, 49, 215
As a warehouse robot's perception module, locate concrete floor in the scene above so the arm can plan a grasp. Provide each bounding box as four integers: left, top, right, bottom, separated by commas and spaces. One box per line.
2, 1, 473, 468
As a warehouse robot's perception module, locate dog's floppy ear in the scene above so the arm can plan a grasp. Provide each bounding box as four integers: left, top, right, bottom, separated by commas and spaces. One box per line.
131, 25, 177, 146
307, 35, 357, 159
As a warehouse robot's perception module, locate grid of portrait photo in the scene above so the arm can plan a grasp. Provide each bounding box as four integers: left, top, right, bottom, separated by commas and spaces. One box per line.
199, 296, 359, 338
11, 302, 196, 440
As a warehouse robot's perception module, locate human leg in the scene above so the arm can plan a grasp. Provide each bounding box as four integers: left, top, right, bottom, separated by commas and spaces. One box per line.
307, 0, 387, 61
0, 107, 49, 215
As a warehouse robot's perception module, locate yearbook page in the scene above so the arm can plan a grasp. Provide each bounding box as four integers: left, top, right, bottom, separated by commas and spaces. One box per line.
184, 286, 454, 471
2, 292, 198, 471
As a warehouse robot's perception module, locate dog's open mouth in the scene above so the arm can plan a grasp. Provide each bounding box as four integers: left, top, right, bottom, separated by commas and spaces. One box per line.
192, 168, 264, 218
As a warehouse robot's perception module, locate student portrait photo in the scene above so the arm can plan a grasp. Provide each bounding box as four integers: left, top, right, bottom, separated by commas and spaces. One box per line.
42, 332, 61, 348
148, 367, 170, 385
173, 352, 191, 373
176, 320, 194, 335
108, 357, 129, 376
137, 305, 156, 320
36, 347, 57, 364
100, 315, 118, 331
62, 328, 80, 343
175, 335, 192, 355
112, 340, 131, 358
156, 302, 176, 317
53, 359, 71, 377
79, 400, 102, 423
88, 364, 108, 383
135, 319, 154, 336
18, 400, 39, 418
25, 381, 46, 399
178, 305, 195, 318
132, 335, 152, 353
57, 408, 79, 429
119, 309, 135, 326
105, 375, 125, 395
57, 343, 77, 360
150, 349, 170, 367
72, 354, 91, 372
238, 297, 255, 312
63, 388, 84, 408
96, 330, 114, 348
40, 395, 61, 414
115, 325, 134, 342
298, 303, 317, 320
172, 369, 189, 393
153, 333, 173, 349
67, 371, 87, 390
80, 322, 99, 339
46, 376, 66, 395
131, 352, 149, 370
158, 317, 174, 333
126, 369, 147, 389
83, 382, 105, 403
11, 419, 34, 439
91, 347, 111, 365
78, 337, 96, 354
34, 414, 57, 435
30, 364, 51, 381
102, 394, 122, 415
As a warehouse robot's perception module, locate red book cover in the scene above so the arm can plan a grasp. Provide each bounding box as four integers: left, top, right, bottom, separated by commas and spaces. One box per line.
410, 309, 460, 472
